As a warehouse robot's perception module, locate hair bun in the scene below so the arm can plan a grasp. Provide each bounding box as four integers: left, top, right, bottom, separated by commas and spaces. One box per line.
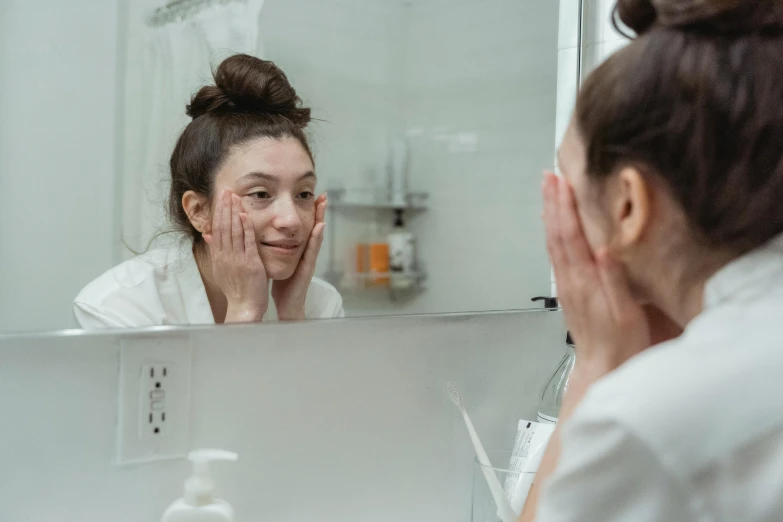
615, 0, 783, 36
186, 54, 311, 127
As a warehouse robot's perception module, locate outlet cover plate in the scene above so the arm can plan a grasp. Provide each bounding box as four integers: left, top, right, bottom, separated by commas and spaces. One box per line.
116, 334, 192, 464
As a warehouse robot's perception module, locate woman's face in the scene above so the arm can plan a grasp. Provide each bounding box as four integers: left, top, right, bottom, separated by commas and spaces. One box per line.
558, 120, 673, 305
557, 122, 612, 253
210, 136, 317, 280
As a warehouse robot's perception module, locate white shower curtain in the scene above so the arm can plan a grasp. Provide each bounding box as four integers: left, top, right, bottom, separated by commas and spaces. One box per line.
121, 0, 265, 256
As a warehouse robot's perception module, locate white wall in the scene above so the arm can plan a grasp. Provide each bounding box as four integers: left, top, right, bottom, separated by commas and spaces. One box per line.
554, 0, 629, 168
398, 0, 559, 316
0, 0, 121, 332
582, 0, 629, 77
275, 0, 561, 316
0, 310, 566, 522
259, 0, 407, 289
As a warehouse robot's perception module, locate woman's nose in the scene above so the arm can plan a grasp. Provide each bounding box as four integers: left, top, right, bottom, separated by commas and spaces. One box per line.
271, 197, 303, 233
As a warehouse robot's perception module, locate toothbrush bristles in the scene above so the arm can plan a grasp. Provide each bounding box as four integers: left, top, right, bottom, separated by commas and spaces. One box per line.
447, 381, 462, 406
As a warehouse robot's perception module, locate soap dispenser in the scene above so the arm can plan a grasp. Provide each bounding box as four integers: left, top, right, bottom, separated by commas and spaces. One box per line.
162, 449, 238, 522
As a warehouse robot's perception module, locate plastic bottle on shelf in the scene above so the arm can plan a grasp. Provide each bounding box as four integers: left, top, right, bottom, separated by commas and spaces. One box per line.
368, 217, 389, 287
388, 209, 415, 290
536, 332, 576, 424
388, 138, 409, 208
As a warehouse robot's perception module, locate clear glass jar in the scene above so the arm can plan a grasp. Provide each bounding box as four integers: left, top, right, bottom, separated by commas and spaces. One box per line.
537, 333, 576, 424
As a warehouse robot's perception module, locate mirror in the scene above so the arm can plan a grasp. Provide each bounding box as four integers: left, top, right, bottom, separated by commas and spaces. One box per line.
0, 0, 565, 333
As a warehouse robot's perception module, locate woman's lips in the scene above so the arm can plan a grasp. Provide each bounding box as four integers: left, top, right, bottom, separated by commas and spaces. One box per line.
261, 242, 301, 255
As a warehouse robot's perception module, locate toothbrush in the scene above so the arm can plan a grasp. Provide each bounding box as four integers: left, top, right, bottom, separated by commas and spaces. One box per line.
447, 381, 517, 522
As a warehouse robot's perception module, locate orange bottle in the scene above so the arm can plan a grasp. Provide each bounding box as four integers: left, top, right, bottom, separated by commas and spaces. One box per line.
356, 243, 369, 273
369, 243, 390, 286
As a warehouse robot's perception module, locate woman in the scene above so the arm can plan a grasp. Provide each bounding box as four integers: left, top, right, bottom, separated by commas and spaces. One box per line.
522, 0, 783, 520
74, 54, 343, 329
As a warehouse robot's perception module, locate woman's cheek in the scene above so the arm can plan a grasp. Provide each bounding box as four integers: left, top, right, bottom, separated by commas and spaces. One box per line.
302, 209, 316, 232
249, 206, 272, 223
562, 192, 602, 254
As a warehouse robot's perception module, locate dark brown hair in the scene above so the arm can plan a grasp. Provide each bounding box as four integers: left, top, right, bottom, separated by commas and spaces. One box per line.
576, 0, 783, 254
168, 53, 312, 243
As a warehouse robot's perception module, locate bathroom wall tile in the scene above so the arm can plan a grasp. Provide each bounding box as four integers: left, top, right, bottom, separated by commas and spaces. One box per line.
599, 38, 629, 59
394, 0, 561, 315
580, 38, 629, 80
580, 43, 601, 79
558, 0, 581, 49
583, 0, 629, 45
555, 46, 578, 154
599, 0, 631, 42
582, 0, 601, 46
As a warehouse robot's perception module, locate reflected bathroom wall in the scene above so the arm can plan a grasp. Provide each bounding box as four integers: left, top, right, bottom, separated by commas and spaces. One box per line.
261, 0, 560, 317
0, 0, 121, 332
0, 0, 563, 333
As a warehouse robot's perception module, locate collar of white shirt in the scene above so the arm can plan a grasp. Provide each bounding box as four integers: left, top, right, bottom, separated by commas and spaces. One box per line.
175, 248, 216, 325
704, 232, 783, 310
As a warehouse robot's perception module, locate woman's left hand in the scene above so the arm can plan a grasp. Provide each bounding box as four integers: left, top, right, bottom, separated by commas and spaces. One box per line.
271, 193, 327, 321
543, 172, 654, 382
520, 173, 683, 522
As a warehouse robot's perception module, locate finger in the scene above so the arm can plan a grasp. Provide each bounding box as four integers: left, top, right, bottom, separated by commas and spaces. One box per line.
315, 193, 327, 225
221, 189, 232, 252
231, 194, 243, 254
240, 213, 263, 264
300, 222, 325, 274
595, 247, 637, 319
542, 173, 567, 283
558, 176, 596, 270
314, 221, 325, 249
212, 190, 224, 251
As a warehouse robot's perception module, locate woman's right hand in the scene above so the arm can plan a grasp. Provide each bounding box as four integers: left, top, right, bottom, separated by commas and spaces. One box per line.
543, 172, 683, 381
203, 189, 268, 323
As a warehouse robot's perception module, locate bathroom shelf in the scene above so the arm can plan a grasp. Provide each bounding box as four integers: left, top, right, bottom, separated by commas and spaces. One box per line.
326, 188, 429, 210
330, 270, 426, 284
324, 188, 429, 302
323, 270, 427, 300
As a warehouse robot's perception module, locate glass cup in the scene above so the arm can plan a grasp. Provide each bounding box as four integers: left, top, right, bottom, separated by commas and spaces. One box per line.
471, 451, 536, 522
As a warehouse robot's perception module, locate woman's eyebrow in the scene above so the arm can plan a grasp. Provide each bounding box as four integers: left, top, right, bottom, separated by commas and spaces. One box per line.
239, 171, 316, 183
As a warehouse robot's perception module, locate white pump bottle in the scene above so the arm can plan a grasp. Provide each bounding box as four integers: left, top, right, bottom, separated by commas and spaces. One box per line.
161, 449, 238, 522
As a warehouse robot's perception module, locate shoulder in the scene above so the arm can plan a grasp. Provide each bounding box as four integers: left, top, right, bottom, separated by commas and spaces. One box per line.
75, 249, 171, 302
73, 249, 177, 328
539, 415, 693, 522
576, 308, 783, 475
305, 277, 344, 318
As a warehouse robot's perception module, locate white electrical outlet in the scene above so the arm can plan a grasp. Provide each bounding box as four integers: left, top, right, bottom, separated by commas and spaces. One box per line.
116, 335, 192, 464
140, 362, 170, 439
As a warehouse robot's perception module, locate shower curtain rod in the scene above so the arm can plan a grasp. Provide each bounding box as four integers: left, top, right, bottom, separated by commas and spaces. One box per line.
145, 0, 239, 27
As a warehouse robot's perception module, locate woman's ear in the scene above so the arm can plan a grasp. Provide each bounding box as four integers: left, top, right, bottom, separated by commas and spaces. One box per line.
613, 166, 651, 248
182, 191, 211, 234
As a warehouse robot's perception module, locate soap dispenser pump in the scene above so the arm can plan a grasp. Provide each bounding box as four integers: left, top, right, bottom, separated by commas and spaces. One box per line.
162, 449, 238, 522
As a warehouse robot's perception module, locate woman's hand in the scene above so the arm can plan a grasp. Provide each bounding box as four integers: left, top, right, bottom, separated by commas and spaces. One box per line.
203, 189, 268, 323
543, 171, 658, 380
271, 193, 327, 321
519, 173, 684, 522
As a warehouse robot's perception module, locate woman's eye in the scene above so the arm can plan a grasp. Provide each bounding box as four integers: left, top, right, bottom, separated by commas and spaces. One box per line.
299, 191, 315, 200
250, 191, 271, 200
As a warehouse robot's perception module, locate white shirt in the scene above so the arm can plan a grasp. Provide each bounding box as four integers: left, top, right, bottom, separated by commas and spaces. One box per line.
73, 245, 344, 329
537, 233, 783, 522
